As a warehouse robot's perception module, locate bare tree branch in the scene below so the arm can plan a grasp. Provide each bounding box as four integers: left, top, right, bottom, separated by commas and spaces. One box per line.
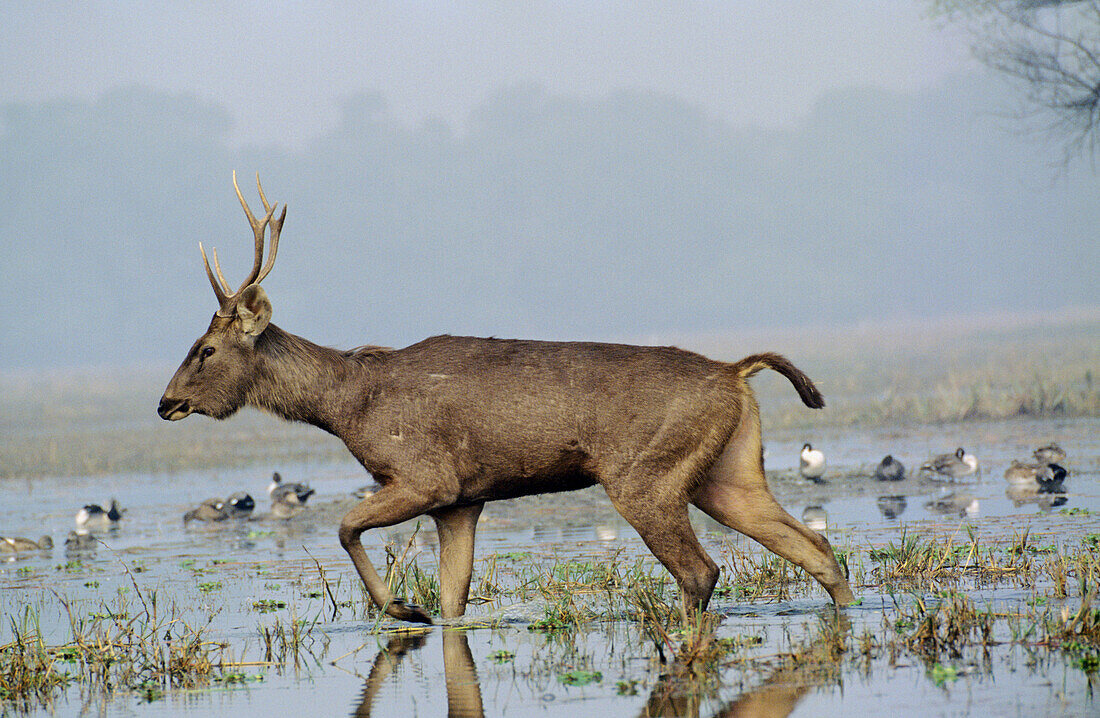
934, 0, 1100, 162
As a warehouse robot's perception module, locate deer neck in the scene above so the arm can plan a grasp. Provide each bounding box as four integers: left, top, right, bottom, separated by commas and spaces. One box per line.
246, 324, 372, 436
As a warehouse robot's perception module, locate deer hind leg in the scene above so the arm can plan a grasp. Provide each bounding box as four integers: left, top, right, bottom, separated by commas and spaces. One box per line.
692, 411, 855, 605
608, 492, 719, 616
430, 503, 484, 620
338, 484, 442, 624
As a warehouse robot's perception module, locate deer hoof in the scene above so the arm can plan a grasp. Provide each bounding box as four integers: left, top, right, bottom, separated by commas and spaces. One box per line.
389, 599, 434, 625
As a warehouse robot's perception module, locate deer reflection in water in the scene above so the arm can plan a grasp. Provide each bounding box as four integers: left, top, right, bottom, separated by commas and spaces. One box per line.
353, 631, 483, 718
642, 613, 847, 718
352, 614, 848, 717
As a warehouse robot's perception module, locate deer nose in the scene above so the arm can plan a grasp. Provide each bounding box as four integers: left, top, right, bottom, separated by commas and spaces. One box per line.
158, 396, 190, 420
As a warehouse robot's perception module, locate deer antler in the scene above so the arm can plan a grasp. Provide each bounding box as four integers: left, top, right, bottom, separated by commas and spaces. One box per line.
200, 171, 286, 314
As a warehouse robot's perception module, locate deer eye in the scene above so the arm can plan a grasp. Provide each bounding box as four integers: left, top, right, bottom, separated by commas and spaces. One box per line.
199, 346, 216, 361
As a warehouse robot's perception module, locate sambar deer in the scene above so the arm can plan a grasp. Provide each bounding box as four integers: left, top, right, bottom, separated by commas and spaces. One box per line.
159, 174, 855, 624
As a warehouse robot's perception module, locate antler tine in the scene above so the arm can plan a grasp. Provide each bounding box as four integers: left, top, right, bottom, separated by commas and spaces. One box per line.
199, 242, 230, 307
208, 246, 234, 295
199, 173, 283, 311
232, 170, 277, 294
254, 173, 285, 285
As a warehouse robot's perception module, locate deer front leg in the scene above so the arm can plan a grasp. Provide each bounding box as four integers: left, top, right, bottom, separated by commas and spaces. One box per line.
339, 484, 440, 624
430, 503, 484, 620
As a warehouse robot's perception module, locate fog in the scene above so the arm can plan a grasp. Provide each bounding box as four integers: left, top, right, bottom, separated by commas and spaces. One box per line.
1, 5, 1096, 370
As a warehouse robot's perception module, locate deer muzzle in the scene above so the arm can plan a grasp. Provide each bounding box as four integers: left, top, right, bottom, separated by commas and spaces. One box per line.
157, 396, 192, 421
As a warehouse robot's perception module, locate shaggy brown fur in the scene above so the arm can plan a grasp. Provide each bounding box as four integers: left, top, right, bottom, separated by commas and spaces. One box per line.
159, 179, 854, 624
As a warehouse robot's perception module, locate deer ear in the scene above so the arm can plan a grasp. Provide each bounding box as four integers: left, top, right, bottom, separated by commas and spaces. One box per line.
236, 284, 272, 337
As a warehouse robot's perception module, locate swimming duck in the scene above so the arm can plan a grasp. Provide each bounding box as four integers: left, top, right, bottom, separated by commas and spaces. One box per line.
270, 495, 307, 519
226, 492, 255, 518
64, 531, 96, 553
268, 472, 315, 505
799, 444, 827, 484
873, 455, 906, 482
75, 499, 125, 530
0, 536, 53, 553
1006, 464, 1067, 509
1037, 463, 1067, 493
183, 498, 228, 523
1033, 443, 1066, 465
1004, 460, 1041, 485
920, 448, 979, 481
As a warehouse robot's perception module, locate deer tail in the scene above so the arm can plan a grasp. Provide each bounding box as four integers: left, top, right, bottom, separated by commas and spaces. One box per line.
731, 352, 825, 409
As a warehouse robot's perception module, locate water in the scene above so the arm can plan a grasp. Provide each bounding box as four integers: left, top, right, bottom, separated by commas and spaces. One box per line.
1, 416, 1098, 716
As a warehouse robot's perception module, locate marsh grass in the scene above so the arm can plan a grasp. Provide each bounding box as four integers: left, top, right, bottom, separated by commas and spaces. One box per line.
801, 370, 1100, 428
5, 526, 1099, 711
902, 592, 995, 660
858, 526, 1099, 597
0, 606, 69, 710
2, 553, 324, 711
718, 541, 810, 601
1, 583, 332, 712
258, 613, 327, 669
0, 589, 229, 713
381, 525, 441, 616
742, 316, 1100, 429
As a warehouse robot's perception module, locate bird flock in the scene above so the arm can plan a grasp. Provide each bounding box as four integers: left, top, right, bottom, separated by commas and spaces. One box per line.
793, 440, 1070, 522
1, 471, 318, 559
0, 442, 1075, 557
792, 441, 1066, 488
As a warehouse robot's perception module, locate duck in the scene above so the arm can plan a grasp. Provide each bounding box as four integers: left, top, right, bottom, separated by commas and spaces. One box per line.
1006, 464, 1068, 509
1033, 443, 1066, 465
801, 506, 828, 532
876, 495, 907, 520
268, 472, 315, 506
183, 498, 228, 523
919, 448, 979, 481
1004, 459, 1041, 485
270, 495, 307, 519
923, 490, 979, 518
352, 485, 378, 500
64, 531, 97, 553
873, 455, 906, 482
226, 492, 255, 519
0, 536, 53, 553
799, 443, 827, 484
75, 499, 125, 530
1037, 463, 1067, 493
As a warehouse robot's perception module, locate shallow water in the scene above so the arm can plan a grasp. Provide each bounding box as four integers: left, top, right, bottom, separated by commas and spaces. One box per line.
2, 416, 1098, 716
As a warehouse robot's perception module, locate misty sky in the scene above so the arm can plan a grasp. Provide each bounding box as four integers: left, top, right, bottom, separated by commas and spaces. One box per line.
3, 2, 970, 148
1, 2, 1097, 371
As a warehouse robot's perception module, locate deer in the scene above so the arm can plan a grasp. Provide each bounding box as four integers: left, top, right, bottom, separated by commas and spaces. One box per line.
158, 174, 856, 625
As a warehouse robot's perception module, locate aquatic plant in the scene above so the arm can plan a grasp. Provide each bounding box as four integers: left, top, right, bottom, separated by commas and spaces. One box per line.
0, 606, 70, 710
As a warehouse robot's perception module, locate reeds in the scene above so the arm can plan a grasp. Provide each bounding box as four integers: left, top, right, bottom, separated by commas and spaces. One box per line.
6, 524, 1098, 711
0, 589, 230, 712
718, 541, 809, 601
380, 526, 441, 616
0, 606, 69, 710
